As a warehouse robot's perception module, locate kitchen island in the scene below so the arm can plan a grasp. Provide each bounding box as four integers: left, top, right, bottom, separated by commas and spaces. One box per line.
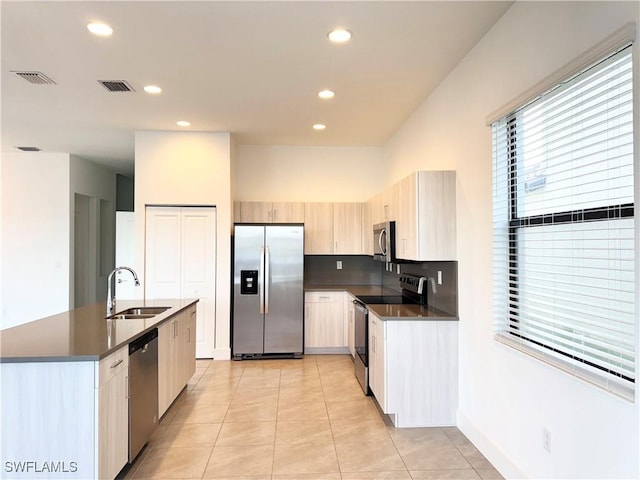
0, 299, 198, 480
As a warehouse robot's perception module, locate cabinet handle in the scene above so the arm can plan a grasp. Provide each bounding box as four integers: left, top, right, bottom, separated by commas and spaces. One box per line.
173, 321, 178, 338
110, 359, 123, 369
187, 327, 191, 342
125, 375, 129, 399
273, 209, 278, 221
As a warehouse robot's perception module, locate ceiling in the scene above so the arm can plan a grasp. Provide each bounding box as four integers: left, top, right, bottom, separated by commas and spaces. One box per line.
1, 1, 512, 176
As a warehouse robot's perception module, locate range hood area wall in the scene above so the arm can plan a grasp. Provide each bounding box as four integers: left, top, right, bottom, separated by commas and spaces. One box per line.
382, 261, 458, 316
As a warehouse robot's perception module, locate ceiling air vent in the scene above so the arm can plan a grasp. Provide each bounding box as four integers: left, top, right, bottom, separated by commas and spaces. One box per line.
12, 71, 56, 85
98, 80, 135, 92
16, 146, 42, 152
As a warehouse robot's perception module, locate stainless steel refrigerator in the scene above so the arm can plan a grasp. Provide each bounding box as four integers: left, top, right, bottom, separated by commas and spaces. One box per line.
232, 224, 304, 359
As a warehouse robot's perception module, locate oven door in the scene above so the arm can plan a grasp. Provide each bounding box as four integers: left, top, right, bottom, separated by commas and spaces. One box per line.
353, 299, 370, 395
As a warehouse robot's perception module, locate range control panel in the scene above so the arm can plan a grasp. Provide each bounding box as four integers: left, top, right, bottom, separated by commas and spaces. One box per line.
399, 274, 427, 295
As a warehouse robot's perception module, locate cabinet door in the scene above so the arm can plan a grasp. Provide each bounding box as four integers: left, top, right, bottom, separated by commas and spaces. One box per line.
363, 199, 374, 256
272, 202, 305, 223
368, 313, 386, 410
158, 320, 175, 416
304, 292, 345, 348
182, 306, 197, 386
304, 203, 334, 254
396, 173, 418, 259
97, 347, 129, 480
346, 294, 355, 357
239, 202, 273, 222
333, 203, 364, 254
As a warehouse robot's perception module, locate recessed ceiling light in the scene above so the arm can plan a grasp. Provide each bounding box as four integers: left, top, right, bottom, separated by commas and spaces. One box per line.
318, 90, 335, 99
177, 120, 191, 127
87, 22, 113, 37
144, 85, 162, 94
313, 124, 327, 130
327, 28, 352, 43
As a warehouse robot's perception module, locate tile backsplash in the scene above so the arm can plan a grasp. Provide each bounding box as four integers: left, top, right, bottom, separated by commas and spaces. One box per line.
304, 255, 458, 316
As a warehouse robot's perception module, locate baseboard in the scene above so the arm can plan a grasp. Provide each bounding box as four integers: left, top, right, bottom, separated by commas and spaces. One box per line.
304, 347, 350, 355
212, 348, 231, 360
457, 410, 526, 479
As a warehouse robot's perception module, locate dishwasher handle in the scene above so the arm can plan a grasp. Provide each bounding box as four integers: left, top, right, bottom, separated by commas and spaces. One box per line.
129, 328, 159, 355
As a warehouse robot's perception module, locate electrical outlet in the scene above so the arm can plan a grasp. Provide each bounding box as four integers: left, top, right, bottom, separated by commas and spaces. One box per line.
543, 428, 551, 453
396, 264, 401, 274
336, 261, 343, 270
437, 270, 443, 285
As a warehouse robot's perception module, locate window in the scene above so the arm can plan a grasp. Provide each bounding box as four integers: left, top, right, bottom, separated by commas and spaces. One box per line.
492, 45, 635, 399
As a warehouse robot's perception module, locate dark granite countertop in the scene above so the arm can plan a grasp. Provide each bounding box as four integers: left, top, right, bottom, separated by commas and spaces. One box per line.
304, 284, 458, 321
0, 298, 198, 363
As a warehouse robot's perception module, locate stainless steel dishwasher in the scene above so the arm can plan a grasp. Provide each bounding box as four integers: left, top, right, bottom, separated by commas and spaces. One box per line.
128, 328, 159, 461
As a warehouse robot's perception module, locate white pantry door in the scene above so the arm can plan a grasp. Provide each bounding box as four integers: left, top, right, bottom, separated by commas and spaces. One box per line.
145, 206, 216, 358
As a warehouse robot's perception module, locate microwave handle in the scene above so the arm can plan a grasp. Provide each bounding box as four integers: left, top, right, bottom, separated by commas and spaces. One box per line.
378, 228, 387, 255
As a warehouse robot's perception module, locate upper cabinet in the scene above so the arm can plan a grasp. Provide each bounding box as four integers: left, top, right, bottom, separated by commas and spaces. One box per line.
333, 203, 363, 254
304, 202, 365, 255
369, 183, 399, 226
235, 201, 304, 223
304, 203, 334, 254
395, 171, 456, 261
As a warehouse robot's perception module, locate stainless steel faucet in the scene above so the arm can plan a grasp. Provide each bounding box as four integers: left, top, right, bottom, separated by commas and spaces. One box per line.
107, 266, 140, 315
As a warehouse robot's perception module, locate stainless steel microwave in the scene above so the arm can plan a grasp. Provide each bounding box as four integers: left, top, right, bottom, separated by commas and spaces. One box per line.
372, 221, 396, 262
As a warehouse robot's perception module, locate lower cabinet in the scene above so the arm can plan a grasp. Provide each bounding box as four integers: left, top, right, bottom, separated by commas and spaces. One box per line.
97, 346, 129, 479
304, 291, 347, 353
368, 313, 386, 410
159, 305, 197, 417
367, 311, 458, 427
346, 294, 356, 357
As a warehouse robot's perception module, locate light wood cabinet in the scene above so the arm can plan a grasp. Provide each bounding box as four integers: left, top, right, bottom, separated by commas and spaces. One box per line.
333, 203, 363, 254
304, 203, 334, 254
346, 294, 356, 357
235, 201, 305, 223
158, 319, 177, 416
305, 202, 365, 254
368, 312, 387, 411
367, 313, 458, 427
395, 171, 456, 261
97, 346, 129, 480
158, 304, 197, 417
363, 199, 374, 255
304, 291, 347, 353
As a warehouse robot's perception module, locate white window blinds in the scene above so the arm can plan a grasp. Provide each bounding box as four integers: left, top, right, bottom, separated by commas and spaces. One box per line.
492, 46, 635, 400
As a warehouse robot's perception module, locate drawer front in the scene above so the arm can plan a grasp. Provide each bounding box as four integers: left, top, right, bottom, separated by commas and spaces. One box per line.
98, 346, 129, 386
305, 291, 343, 303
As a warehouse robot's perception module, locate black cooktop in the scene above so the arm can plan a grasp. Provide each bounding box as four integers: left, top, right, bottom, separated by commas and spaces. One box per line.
356, 295, 420, 305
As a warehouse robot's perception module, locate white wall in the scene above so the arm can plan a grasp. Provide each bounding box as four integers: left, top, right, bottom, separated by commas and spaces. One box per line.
1, 153, 70, 329
384, 2, 639, 478
134, 131, 233, 359
69, 154, 117, 306
1, 153, 117, 328
235, 145, 386, 202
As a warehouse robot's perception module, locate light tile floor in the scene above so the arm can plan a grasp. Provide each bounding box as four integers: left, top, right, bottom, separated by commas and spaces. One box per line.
122, 355, 503, 480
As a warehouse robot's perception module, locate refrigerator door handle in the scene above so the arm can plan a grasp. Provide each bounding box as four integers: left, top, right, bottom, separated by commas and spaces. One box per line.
259, 246, 265, 314
264, 246, 270, 314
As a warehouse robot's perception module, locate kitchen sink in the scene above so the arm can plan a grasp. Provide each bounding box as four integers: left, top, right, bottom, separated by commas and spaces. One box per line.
118, 306, 170, 316
106, 306, 170, 320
